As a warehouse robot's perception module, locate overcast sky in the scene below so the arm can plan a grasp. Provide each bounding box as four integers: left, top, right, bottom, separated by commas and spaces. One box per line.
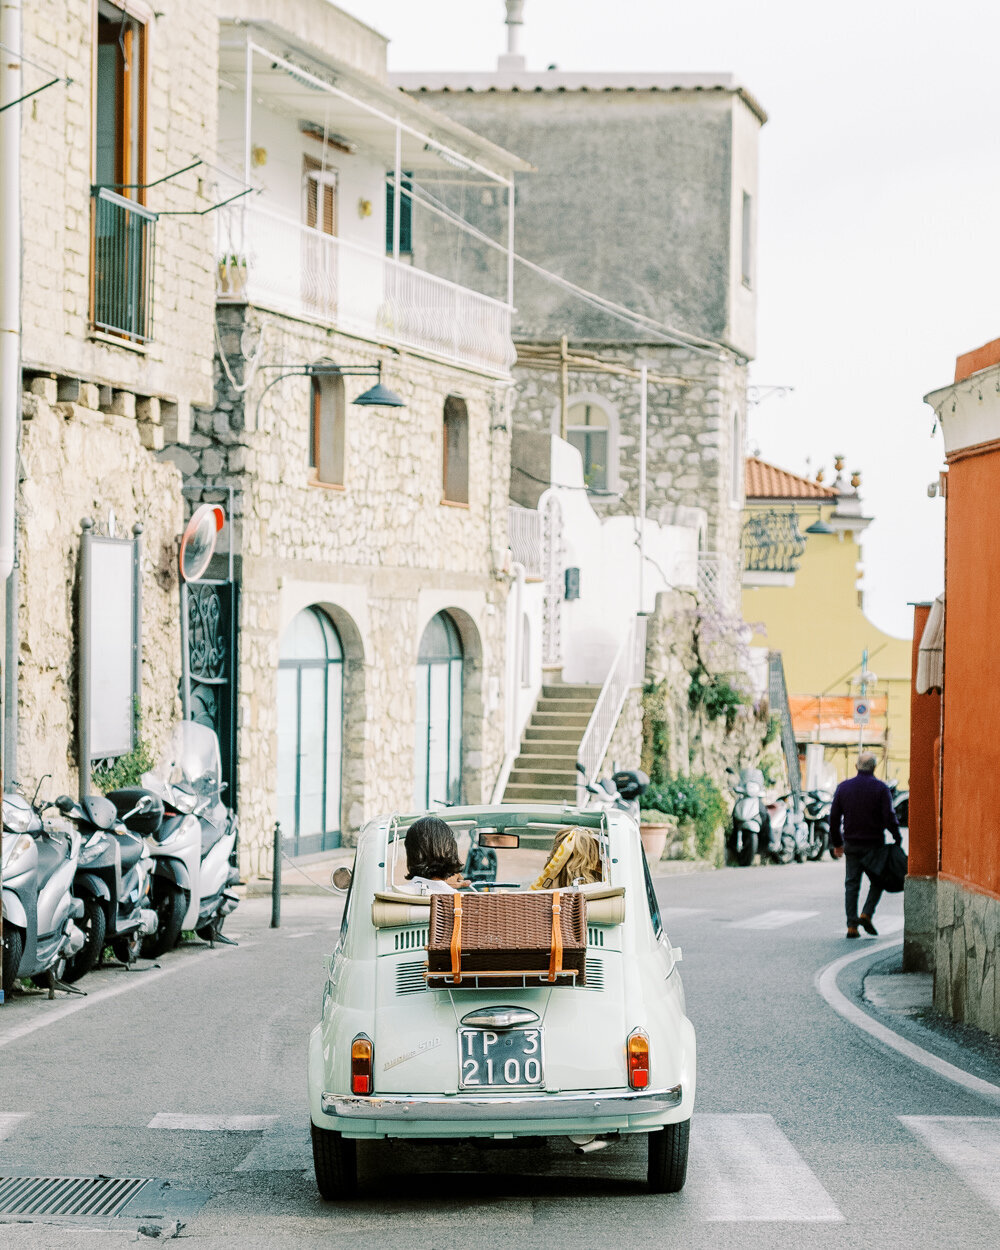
338, 0, 1000, 638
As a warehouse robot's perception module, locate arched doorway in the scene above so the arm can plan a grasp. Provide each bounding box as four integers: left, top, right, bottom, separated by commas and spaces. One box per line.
414, 611, 463, 808
277, 606, 343, 855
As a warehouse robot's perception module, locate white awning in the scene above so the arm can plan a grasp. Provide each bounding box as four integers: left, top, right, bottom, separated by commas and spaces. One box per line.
916, 593, 944, 694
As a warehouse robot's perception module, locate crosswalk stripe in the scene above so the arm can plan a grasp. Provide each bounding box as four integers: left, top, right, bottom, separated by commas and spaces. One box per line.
730, 910, 819, 930
0, 1113, 28, 1142
874, 915, 904, 934
148, 1113, 278, 1131
900, 1116, 1000, 1213
688, 1114, 843, 1222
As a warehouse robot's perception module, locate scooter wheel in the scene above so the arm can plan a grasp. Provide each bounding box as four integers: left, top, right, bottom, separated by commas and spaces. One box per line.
2, 924, 24, 994
62, 899, 106, 984
112, 932, 142, 965
142, 886, 187, 958
735, 832, 757, 867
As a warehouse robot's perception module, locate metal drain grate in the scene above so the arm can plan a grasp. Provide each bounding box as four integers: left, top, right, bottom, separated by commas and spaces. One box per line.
0, 1176, 151, 1217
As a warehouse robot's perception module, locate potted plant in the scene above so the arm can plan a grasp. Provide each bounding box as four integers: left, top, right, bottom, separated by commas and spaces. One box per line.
638, 808, 678, 864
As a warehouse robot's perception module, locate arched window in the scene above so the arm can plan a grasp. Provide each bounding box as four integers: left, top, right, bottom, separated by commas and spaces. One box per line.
277, 607, 343, 855
567, 401, 610, 491
730, 409, 743, 507
443, 395, 469, 504
310, 373, 345, 486
521, 613, 531, 687
414, 611, 463, 808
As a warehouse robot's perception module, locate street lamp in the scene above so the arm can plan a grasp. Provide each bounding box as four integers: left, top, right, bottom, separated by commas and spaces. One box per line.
254, 359, 406, 425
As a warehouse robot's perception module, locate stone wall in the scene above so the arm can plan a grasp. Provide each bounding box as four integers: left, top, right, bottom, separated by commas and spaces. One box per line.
934, 877, 1000, 1038
602, 688, 644, 777
21, 0, 218, 419
164, 306, 512, 870
14, 381, 184, 795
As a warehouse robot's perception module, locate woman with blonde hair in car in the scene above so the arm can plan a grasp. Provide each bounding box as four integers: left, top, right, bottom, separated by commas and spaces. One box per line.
532, 827, 603, 890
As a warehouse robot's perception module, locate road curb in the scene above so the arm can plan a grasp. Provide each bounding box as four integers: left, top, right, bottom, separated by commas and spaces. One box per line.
815, 939, 1000, 1107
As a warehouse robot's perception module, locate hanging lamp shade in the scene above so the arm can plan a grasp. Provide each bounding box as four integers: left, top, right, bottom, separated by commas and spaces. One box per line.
352, 381, 405, 408
805, 515, 835, 535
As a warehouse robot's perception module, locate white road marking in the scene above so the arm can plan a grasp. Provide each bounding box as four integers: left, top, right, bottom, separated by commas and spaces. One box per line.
815, 940, 1000, 1107
730, 909, 819, 930
284, 931, 315, 940
0, 1113, 28, 1141
149, 1113, 278, 1131
0, 943, 253, 1052
873, 915, 904, 934
688, 1114, 843, 1222
900, 1117, 1000, 1213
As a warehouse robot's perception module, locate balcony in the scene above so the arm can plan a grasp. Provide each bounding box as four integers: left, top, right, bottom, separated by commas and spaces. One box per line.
216, 203, 515, 377
508, 505, 543, 578
741, 510, 806, 583
91, 188, 156, 344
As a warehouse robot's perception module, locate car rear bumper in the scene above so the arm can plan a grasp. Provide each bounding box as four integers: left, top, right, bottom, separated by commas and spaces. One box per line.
321, 1084, 683, 1122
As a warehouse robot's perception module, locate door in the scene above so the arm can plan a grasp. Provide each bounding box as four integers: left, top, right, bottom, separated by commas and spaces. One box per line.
414, 612, 463, 809
302, 155, 338, 317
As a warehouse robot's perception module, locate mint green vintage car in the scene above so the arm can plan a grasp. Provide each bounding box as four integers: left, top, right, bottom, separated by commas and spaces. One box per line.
307, 806, 696, 1197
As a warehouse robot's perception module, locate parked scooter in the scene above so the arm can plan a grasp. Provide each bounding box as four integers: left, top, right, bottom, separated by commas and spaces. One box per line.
726, 767, 769, 866
1, 786, 86, 995
887, 779, 909, 829
575, 762, 649, 822
803, 788, 833, 860
763, 792, 811, 864
136, 720, 240, 955
59, 792, 158, 983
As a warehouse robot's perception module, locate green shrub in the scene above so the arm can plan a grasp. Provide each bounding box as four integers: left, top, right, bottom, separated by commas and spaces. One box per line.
643, 774, 727, 860
92, 707, 155, 794
688, 667, 748, 730
638, 808, 676, 824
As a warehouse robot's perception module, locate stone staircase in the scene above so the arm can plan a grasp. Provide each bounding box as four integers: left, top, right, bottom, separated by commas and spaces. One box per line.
503, 684, 602, 804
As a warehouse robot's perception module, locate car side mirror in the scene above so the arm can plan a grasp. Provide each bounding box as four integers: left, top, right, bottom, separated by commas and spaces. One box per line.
330, 866, 352, 893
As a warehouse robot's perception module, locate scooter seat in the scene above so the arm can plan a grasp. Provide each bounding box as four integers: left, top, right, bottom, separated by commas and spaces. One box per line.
116, 831, 144, 872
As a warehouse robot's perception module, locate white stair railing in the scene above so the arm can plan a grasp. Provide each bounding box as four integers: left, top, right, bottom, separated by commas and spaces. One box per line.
576, 615, 647, 804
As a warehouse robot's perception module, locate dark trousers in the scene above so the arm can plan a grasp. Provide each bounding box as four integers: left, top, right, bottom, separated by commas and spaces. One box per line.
845, 852, 883, 926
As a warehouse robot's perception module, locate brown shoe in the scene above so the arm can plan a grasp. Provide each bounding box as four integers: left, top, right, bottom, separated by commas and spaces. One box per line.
859, 914, 878, 936
846, 926, 860, 939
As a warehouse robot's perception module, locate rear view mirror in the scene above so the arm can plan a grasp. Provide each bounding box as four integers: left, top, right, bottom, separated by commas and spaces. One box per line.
330, 866, 352, 893
575, 761, 586, 775
55, 795, 75, 813
480, 832, 519, 849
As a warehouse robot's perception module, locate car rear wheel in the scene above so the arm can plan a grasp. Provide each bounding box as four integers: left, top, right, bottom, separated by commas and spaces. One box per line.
647, 1118, 690, 1193
311, 1121, 358, 1200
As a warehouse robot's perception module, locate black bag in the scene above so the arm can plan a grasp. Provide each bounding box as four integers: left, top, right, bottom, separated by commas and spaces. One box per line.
862, 842, 908, 893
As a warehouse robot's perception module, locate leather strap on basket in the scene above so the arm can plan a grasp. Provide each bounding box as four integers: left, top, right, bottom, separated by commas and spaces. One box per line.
547, 892, 563, 983
450, 892, 463, 984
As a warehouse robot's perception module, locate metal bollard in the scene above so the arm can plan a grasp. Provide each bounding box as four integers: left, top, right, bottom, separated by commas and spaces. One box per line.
270, 821, 282, 929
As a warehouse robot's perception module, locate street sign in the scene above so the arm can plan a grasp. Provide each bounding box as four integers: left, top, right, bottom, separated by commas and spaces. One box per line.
853, 698, 871, 726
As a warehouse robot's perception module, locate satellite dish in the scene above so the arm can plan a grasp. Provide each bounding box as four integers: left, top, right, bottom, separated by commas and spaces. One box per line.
179, 504, 225, 582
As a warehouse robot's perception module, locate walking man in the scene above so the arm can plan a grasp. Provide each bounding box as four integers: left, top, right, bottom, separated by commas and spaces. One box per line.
829, 752, 901, 938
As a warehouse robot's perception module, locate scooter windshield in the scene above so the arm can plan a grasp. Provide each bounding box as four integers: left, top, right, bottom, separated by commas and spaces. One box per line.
142, 721, 223, 810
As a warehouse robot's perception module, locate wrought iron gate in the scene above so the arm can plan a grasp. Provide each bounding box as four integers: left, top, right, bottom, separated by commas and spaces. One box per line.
768, 650, 801, 794
182, 579, 239, 810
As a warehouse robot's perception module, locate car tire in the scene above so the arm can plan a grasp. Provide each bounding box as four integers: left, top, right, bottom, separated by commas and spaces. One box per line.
143, 886, 187, 958
2, 923, 24, 995
735, 832, 756, 867
311, 1121, 358, 1200
62, 899, 106, 984
647, 1118, 690, 1193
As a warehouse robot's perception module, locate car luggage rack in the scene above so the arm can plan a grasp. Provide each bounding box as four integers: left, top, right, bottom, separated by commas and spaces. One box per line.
424, 967, 579, 990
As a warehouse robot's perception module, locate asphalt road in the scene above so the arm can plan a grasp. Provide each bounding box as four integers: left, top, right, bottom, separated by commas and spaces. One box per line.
2, 860, 999, 1248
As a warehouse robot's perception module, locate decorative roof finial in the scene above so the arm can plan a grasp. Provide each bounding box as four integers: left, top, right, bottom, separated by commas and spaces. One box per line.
499, 0, 526, 71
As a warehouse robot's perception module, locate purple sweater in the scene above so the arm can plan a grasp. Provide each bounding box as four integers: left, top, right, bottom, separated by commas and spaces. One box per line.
829, 772, 900, 850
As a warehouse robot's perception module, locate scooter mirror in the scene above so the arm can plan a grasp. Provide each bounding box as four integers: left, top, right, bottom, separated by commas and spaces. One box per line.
55, 795, 75, 813
330, 866, 352, 893
575, 761, 586, 775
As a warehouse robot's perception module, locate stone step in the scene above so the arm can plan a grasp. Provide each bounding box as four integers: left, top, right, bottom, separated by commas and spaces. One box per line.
509, 768, 580, 787
534, 697, 596, 715
503, 782, 578, 802
518, 739, 578, 756
531, 712, 591, 728
514, 753, 580, 772
542, 684, 602, 700
524, 725, 586, 742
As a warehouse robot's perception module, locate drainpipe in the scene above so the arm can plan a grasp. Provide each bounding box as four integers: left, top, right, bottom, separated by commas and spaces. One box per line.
0, 0, 21, 587
491, 561, 525, 803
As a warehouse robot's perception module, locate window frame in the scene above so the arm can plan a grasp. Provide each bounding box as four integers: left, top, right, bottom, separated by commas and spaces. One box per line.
442, 395, 470, 506
93, 0, 149, 202
741, 190, 753, 290
309, 373, 346, 489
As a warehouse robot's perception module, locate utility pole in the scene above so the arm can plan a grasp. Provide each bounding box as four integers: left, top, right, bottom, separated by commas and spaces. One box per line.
638, 363, 648, 614
0, 0, 24, 1005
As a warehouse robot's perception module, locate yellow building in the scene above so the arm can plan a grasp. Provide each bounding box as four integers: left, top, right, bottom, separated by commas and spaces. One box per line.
741, 457, 911, 787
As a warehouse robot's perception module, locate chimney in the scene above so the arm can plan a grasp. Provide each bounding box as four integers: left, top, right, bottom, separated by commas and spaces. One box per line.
498, 0, 526, 72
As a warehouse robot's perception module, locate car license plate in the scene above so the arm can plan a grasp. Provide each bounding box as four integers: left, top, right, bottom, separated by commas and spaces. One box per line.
458, 1028, 543, 1089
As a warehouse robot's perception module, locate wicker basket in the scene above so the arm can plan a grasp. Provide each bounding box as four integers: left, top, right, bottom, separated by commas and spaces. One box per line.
426, 891, 586, 988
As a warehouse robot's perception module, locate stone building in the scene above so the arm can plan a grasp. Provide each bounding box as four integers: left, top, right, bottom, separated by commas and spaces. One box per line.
163, 1, 529, 867
9, 0, 219, 793
393, 9, 766, 611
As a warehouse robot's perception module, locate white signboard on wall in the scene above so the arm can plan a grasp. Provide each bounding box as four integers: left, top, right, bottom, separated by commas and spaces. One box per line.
84, 535, 138, 760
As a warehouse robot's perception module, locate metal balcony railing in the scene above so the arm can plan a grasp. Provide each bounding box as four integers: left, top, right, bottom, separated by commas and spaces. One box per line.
508, 505, 542, 578
216, 203, 516, 376
742, 510, 806, 574
577, 614, 648, 800
91, 188, 156, 344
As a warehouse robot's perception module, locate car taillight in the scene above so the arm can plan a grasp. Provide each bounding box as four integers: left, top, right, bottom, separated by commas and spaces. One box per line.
627, 1029, 649, 1089
351, 1034, 374, 1095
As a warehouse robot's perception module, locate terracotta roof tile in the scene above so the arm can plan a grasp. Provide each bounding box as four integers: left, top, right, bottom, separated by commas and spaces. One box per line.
745, 456, 838, 500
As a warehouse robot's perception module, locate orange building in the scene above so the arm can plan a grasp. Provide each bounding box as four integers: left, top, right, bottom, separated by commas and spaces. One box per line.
918, 338, 1000, 1036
